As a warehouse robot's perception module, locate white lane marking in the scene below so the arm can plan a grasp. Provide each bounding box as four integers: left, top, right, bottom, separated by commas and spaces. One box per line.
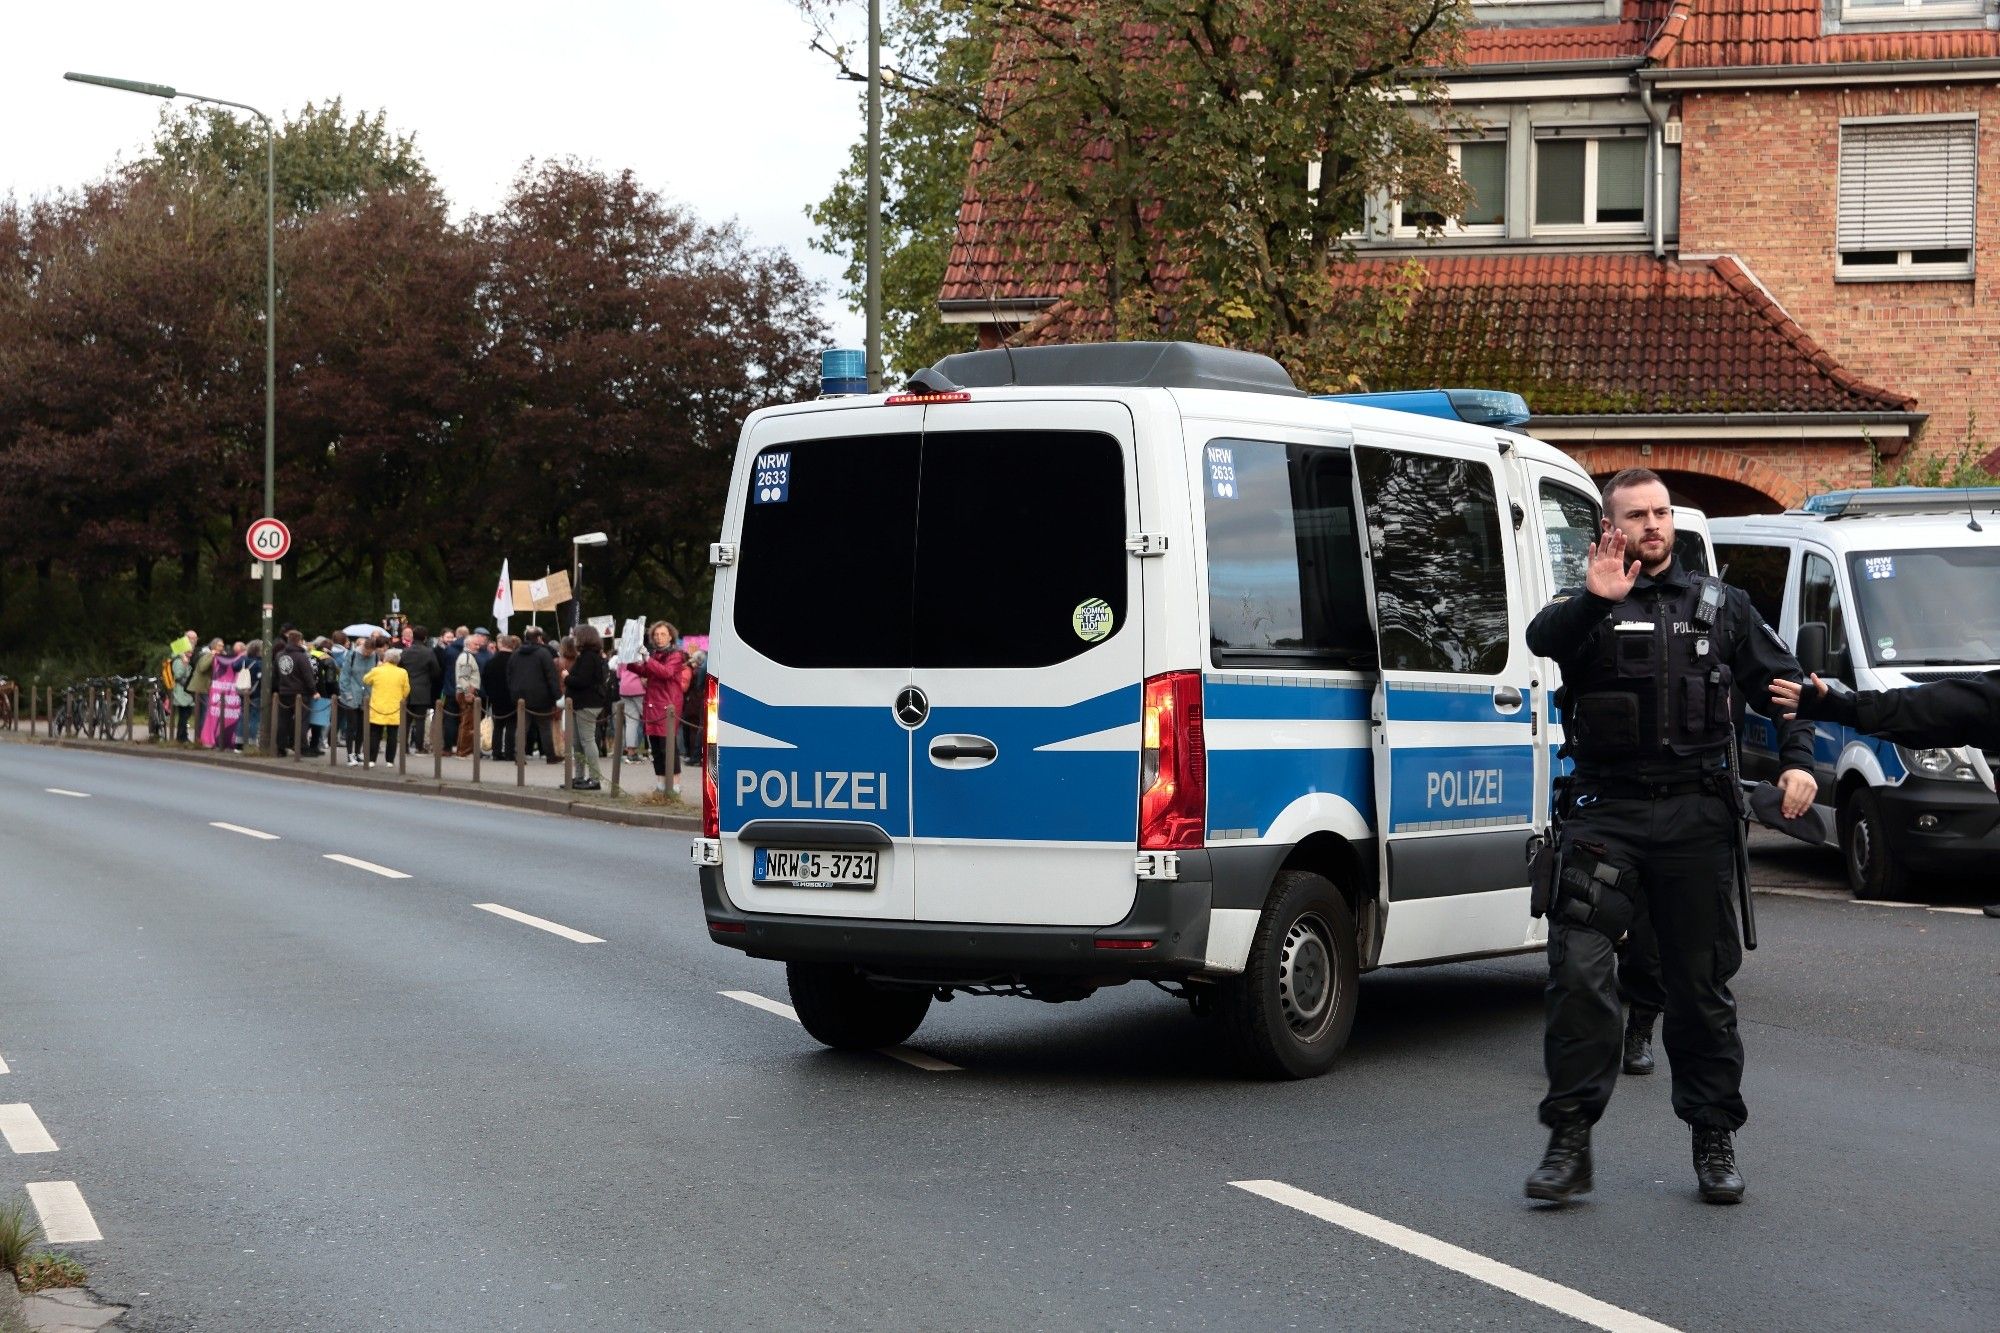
1754, 886, 1847, 901
718, 990, 961, 1071
210, 821, 280, 841
472, 903, 604, 944
323, 853, 410, 880
26, 1181, 103, 1244
722, 989, 798, 1021
0, 1053, 9, 1074
1231, 1180, 1680, 1333
44, 788, 90, 798
1928, 906, 1986, 916
0, 1103, 59, 1153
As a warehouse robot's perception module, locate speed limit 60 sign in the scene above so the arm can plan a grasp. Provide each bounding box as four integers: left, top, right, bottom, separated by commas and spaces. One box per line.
246, 517, 291, 562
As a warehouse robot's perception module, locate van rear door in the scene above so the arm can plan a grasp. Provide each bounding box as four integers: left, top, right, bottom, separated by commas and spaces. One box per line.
717, 405, 926, 921
906, 399, 1146, 926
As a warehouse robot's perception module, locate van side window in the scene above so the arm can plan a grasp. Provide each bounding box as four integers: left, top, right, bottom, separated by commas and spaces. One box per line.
1357, 449, 1512, 675
1538, 481, 1600, 591
1203, 439, 1373, 668
1797, 551, 1850, 671
1716, 543, 1788, 627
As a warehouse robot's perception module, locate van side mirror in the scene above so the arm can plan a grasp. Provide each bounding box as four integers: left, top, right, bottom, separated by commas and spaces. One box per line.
1795, 622, 1828, 676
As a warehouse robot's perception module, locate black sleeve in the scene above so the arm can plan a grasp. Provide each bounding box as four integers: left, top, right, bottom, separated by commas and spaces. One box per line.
1724, 586, 1815, 773
1841, 676, 2000, 751
1526, 587, 1615, 661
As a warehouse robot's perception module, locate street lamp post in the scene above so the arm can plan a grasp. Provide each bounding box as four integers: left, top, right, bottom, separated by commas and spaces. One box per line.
571, 532, 608, 634
66, 71, 279, 752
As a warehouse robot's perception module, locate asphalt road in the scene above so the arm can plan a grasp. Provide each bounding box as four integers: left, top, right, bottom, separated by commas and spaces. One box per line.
1, 743, 1994, 1332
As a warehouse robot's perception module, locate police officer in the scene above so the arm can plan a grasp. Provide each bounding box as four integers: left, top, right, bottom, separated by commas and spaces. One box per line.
1773, 667, 2000, 917
1525, 468, 1817, 1205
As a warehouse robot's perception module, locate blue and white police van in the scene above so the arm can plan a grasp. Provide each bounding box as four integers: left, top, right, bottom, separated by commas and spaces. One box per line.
1712, 488, 2000, 898
691, 342, 1613, 1078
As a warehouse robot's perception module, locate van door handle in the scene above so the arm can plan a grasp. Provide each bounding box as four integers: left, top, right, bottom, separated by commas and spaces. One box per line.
929, 736, 998, 763
1493, 685, 1524, 713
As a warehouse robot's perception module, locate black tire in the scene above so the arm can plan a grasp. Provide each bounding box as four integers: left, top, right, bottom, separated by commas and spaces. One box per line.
786, 962, 932, 1050
1842, 788, 1912, 900
1215, 869, 1360, 1079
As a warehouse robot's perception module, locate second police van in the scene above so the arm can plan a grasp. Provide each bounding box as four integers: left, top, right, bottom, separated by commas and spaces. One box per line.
692, 342, 1622, 1078
1712, 488, 2000, 899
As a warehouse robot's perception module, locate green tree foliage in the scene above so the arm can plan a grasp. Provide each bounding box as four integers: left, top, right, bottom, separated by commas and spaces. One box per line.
808, 0, 987, 377
802, 0, 1466, 392
0, 108, 825, 678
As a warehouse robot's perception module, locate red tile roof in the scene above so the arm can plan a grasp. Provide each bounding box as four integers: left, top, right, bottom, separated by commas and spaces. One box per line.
1650, 0, 2000, 68
1010, 253, 1915, 417
1461, 2, 1665, 66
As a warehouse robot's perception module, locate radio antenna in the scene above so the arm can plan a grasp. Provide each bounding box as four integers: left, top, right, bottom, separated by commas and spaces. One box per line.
1969, 496, 1984, 533
987, 289, 1019, 386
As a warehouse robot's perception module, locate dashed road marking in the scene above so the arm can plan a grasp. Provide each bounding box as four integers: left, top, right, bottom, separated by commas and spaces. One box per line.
1759, 886, 1986, 914
210, 821, 279, 840
1928, 906, 1986, 916
26, 1181, 102, 1244
0, 1102, 59, 1153
44, 788, 90, 798
719, 990, 962, 1072
472, 903, 604, 944
323, 853, 410, 880
0, 1053, 9, 1074
1231, 1179, 1679, 1333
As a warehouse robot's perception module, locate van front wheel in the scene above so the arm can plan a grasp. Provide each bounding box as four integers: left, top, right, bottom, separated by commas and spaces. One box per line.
786, 963, 932, 1050
1216, 871, 1359, 1079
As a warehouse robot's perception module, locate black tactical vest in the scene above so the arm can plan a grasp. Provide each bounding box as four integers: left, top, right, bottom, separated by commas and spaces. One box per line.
1563, 573, 1735, 764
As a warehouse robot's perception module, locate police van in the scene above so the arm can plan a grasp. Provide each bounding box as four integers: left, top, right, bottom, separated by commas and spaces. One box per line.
1711, 488, 2000, 898
692, 342, 1616, 1078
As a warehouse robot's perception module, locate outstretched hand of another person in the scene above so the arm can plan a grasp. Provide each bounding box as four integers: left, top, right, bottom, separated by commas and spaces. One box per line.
1768, 674, 1826, 721
1584, 520, 1641, 602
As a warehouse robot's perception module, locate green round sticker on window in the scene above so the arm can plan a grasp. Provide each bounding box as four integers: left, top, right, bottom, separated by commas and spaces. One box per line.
1072, 597, 1114, 642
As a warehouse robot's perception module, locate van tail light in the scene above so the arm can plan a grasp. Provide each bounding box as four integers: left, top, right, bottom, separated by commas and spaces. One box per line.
1139, 670, 1205, 850
702, 675, 721, 839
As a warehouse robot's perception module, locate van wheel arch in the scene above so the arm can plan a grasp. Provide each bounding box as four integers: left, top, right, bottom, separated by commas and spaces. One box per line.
1280, 832, 1375, 964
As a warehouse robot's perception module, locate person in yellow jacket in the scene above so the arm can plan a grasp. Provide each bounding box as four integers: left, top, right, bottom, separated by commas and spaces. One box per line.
362, 646, 411, 768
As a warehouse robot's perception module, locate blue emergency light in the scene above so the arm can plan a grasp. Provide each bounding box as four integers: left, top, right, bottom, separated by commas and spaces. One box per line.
1316, 387, 1533, 429
820, 347, 869, 397
1802, 486, 2000, 517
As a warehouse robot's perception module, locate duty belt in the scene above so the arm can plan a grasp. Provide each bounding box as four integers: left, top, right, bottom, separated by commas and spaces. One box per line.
1571, 774, 1724, 801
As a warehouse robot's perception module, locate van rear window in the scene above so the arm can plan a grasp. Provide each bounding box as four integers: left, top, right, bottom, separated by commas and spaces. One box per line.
732, 429, 1128, 670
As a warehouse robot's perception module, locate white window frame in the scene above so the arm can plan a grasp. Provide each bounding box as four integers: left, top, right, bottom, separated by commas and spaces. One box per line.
1529, 128, 1649, 237
1392, 136, 1508, 238
1839, 0, 1985, 22
1837, 114, 1977, 283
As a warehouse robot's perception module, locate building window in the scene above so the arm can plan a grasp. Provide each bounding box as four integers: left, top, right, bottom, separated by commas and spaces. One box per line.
1396, 138, 1507, 236
1838, 117, 1976, 280
1839, 0, 1985, 22
1532, 129, 1647, 234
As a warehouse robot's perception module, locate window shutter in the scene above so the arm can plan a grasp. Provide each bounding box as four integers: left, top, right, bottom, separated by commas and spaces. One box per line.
1839, 120, 1977, 252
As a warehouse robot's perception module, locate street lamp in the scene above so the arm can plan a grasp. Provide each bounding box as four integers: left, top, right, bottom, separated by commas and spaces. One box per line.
571, 532, 608, 633
66, 70, 280, 752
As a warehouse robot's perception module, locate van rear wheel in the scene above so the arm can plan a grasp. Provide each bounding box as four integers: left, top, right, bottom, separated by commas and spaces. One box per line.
1216, 870, 1358, 1079
786, 963, 932, 1050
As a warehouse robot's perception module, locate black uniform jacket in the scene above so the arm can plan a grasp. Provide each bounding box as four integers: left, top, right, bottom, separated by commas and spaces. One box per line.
1801, 669, 2000, 753
1527, 557, 1817, 775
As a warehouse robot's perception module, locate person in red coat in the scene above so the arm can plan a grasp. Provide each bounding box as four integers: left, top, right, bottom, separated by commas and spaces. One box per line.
630, 620, 692, 797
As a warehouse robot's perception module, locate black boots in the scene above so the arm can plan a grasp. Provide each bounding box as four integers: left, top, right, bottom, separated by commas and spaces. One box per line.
1622, 1020, 1656, 1075
1693, 1127, 1745, 1204
1525, 1121, 1593, 1203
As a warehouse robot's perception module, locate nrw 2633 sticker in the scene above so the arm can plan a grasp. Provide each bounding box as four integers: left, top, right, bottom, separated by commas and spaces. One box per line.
1072, 598, 1114, 642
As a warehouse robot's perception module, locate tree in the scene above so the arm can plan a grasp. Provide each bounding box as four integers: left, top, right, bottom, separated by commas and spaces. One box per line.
808, 0, 988, 377
473, 162, 826, 625
802, 0, 1467, 391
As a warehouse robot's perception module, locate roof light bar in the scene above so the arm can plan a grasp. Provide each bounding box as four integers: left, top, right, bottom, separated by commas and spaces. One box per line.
1316, 387, 1533, 429
1802, 486, 2000, 518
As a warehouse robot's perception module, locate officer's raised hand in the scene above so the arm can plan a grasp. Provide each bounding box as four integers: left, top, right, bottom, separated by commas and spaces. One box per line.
1585, 520, 1641, 601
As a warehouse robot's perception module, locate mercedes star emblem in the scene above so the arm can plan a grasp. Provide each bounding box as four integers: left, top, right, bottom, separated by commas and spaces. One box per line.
894, 686, 930, 729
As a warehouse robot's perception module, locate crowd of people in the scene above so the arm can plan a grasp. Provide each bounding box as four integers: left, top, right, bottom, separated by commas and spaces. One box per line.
164, 620, 705, 796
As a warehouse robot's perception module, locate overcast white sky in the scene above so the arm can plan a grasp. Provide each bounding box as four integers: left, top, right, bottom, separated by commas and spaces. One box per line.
3, 0, 870, 345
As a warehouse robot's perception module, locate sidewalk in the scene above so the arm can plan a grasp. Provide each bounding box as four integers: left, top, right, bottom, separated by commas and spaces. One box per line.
1, 724, 701, 831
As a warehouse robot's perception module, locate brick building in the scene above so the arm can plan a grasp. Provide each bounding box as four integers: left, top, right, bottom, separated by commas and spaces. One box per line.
939, 0, 2000, 514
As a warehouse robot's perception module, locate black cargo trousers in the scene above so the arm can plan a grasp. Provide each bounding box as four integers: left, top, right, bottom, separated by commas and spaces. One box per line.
1541, 784, 1747, 1131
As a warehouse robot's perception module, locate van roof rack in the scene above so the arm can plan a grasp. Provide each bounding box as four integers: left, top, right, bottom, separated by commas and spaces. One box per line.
1800, 486, 2000, 518
1316, 388, 1532, 429
923, 341, 1303, 397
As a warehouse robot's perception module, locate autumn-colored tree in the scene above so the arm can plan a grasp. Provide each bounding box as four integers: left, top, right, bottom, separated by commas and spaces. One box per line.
802, 0, 1466, 391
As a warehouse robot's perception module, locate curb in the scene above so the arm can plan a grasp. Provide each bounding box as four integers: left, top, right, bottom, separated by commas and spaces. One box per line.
0, 734, 701, 832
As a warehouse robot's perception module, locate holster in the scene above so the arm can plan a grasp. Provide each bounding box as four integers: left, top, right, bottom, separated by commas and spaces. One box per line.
1553, 840, 1636, 941
1527, 833, 1558, 919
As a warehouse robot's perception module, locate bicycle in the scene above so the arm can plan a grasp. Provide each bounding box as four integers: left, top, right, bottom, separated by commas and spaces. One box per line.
148, 678, 171, 741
